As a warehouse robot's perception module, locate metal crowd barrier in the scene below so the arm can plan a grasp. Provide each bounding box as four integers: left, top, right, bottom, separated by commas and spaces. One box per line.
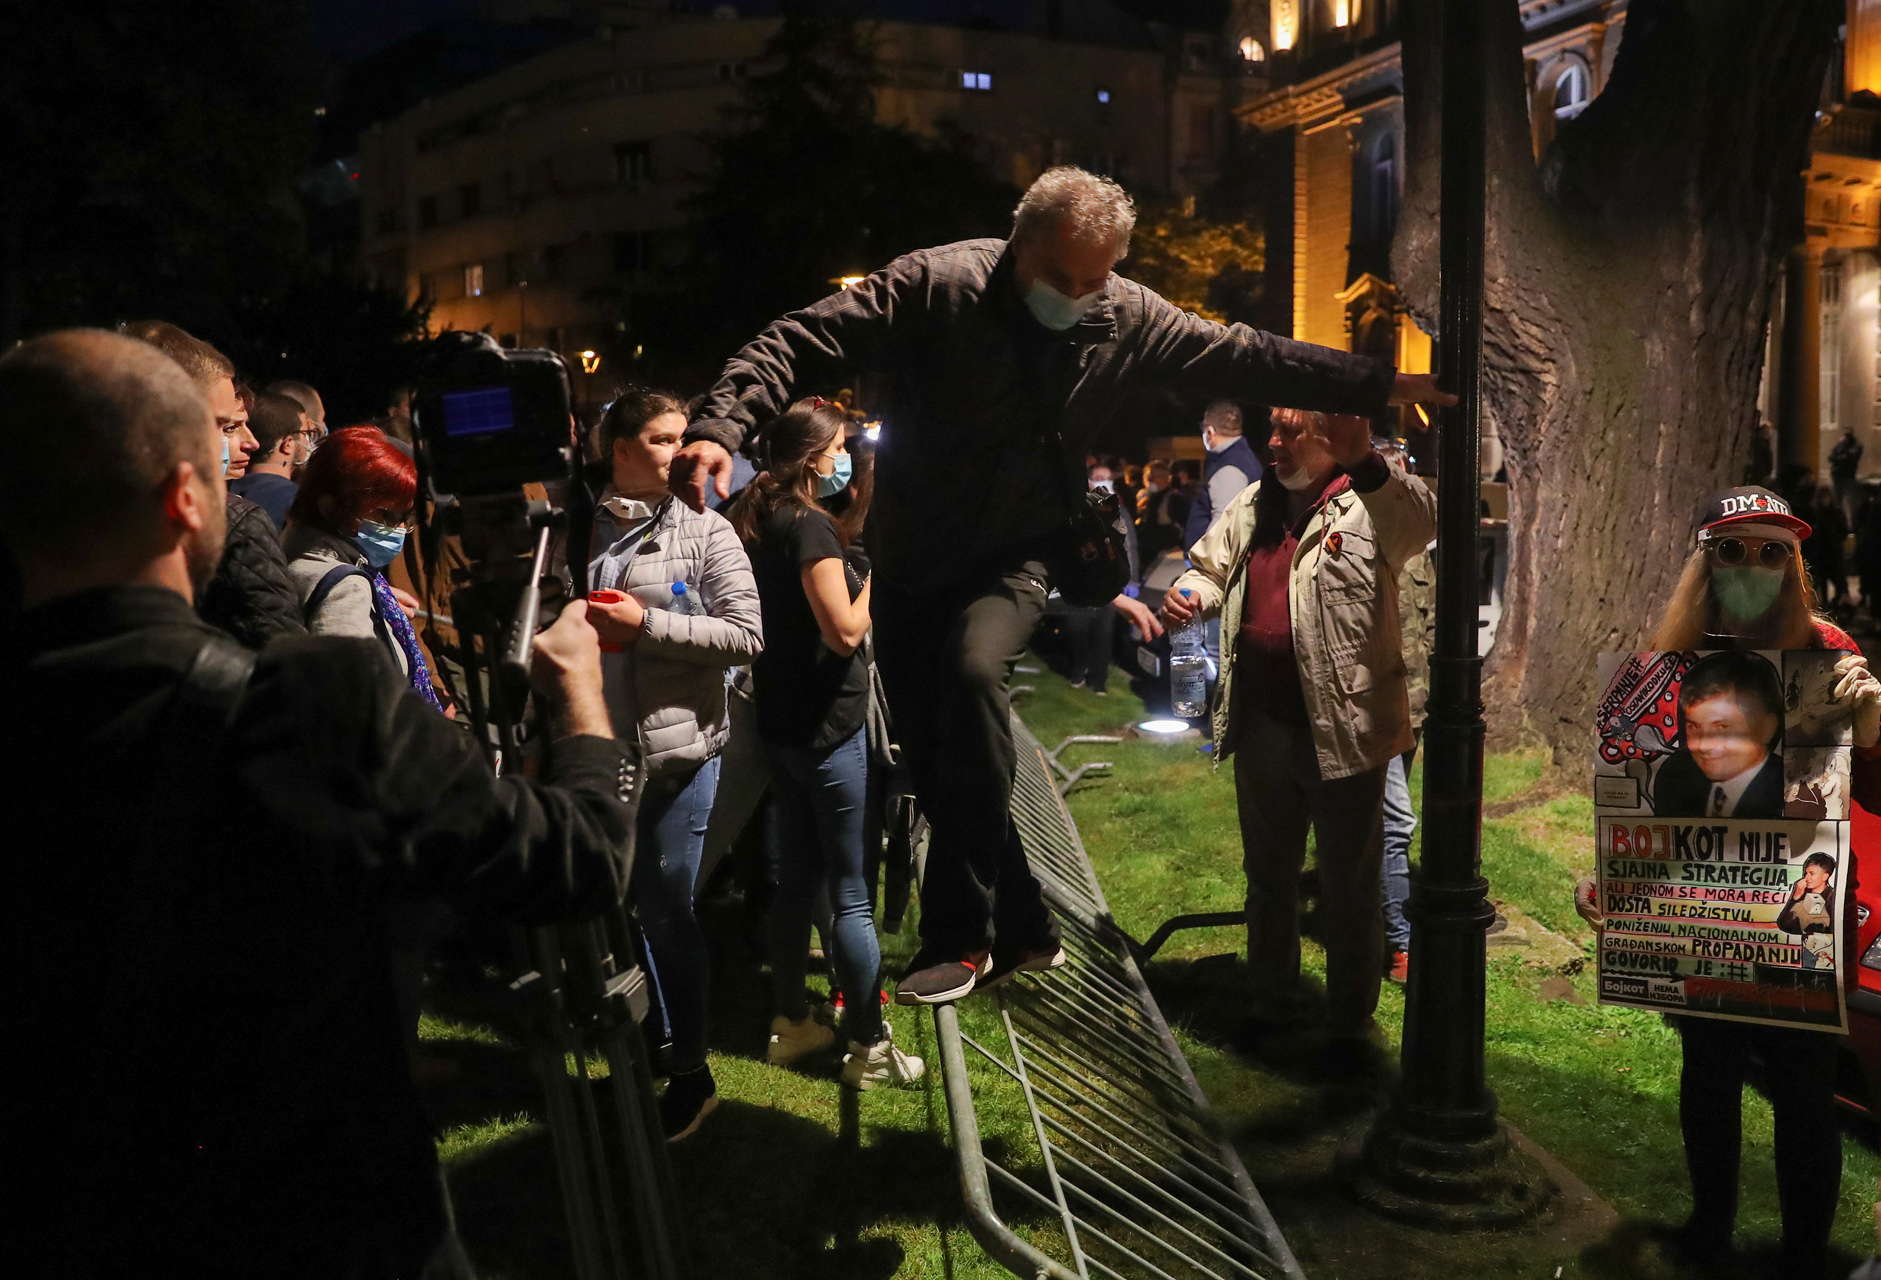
934, 716, 1305, 1280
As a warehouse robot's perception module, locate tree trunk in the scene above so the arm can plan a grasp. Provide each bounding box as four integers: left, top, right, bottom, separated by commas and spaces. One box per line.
1393, 0, 1843, 764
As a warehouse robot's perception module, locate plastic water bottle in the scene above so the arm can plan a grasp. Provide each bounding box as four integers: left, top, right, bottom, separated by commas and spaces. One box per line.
665, 581, 703, 616
1169, 589, 1207, 719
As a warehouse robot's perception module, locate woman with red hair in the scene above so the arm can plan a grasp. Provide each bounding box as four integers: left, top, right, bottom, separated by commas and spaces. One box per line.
283, 426, 441, 710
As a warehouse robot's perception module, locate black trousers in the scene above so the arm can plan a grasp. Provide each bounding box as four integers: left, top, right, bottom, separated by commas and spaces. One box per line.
1062, 605, 1115, 692
1675, 1015, 1841, 1269
874, 561, 1061, 956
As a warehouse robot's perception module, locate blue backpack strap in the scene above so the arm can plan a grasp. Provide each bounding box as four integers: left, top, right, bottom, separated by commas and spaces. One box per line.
305, 563, 371, 624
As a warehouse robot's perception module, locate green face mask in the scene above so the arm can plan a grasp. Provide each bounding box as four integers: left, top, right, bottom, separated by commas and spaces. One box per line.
1713, 564, 1785, 621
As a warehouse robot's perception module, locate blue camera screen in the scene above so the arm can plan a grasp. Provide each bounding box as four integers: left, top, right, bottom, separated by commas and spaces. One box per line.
440, 386, 515, 437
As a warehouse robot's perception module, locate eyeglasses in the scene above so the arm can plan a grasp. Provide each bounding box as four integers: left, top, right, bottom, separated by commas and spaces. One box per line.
1702, 535, 1793, 570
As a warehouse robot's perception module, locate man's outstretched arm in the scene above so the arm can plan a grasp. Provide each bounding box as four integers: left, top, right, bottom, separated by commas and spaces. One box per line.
672, 254, 929, 509
1123, 280, 1456, 416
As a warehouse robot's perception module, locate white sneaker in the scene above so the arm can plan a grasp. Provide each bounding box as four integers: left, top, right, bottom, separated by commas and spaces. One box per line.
767, 1012, 836, 1067
840, 1025, 926, 1090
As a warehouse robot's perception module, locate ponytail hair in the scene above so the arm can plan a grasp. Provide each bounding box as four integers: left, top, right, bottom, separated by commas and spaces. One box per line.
730, 398, 870, 546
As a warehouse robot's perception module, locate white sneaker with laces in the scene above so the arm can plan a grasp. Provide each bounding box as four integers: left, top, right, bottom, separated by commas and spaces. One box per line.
767, 1012, 836, 1067
840, 1024, 926, 1090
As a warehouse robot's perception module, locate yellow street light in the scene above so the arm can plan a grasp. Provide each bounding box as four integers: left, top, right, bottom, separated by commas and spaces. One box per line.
579, 350, 601, 374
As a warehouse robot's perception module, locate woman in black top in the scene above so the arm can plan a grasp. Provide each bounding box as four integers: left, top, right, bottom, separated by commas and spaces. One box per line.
732, 399, 924, 1090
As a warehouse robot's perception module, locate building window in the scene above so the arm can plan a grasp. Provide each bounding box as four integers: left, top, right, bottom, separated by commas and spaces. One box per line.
1239, 36, 1266, 62
614, 141, 651, 186
465, 263, 484, 297
418, 195, 438, 230
717, 62, 746, 80
961, 71, 992, 91
543, 243, 567, 282
459, 181, 480, 217
1370, 131, 1399, 241
1272, 0, 1299, 52
1823, 261, 1844, 430
1327, 0, 1355, 28
1553, 63, 1590, 120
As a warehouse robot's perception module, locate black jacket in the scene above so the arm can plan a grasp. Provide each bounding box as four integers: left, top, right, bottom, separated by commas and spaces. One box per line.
4, 586, 632, 1277
197, 492, 308, 648
688, 238, 1393, 590
1652, 750, 1785, 819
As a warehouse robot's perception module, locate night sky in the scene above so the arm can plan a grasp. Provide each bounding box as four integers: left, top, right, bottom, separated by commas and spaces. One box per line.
311, 0, 474, 62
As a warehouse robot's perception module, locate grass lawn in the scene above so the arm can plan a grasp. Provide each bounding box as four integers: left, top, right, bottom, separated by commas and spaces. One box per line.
423, 657, 1881, 1279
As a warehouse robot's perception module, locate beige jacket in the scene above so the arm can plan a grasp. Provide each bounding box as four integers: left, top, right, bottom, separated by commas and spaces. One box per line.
1171, 462, 1436, 779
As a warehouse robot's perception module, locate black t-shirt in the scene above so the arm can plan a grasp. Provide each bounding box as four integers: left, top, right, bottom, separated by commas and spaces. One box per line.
750, 505, 869, 749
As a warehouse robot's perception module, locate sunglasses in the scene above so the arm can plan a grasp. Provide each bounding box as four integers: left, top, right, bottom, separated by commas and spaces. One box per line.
1702, 535, 1793, 570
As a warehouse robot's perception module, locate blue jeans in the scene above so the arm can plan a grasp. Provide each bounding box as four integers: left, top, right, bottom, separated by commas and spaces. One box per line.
632, 756, 721, 1072
765, 726, 884, 1047
1381, 750, 1415, 953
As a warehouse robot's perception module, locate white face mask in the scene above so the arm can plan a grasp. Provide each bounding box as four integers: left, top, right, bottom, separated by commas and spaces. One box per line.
1023, 277, 1104, 330
1275, 466, 1319, 491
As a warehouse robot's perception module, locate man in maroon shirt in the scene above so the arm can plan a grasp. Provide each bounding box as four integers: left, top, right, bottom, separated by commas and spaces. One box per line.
1164, 408, 1436, 1075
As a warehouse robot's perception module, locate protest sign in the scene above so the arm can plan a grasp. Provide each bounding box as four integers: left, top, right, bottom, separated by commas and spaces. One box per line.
1593, 650, 1850, 1031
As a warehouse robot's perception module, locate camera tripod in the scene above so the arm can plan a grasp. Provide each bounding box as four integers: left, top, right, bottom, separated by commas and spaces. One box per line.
430, 491, 689, 1280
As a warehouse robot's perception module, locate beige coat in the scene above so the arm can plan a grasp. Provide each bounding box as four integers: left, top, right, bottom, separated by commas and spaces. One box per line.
1171, 464, 1437, 779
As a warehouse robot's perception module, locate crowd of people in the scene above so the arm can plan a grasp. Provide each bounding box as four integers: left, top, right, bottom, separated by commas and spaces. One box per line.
10, 160, 1871, 1278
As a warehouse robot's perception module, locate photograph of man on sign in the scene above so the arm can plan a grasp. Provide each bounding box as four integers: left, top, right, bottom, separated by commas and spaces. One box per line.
1777, 851, 1838, 970
1652, 649, 1786, 819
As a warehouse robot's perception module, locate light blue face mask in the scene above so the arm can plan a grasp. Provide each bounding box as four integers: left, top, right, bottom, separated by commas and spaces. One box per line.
219, 432, 230, 474
354, 519, 408, 569
1023, 277, 1103, 331
817, 450, 854, 498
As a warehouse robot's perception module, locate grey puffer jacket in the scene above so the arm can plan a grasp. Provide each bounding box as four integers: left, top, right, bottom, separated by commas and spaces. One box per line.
589, 491, 763, 776
282, 525, 408, 679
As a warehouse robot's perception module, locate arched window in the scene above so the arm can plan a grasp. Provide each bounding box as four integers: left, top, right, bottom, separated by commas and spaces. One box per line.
1239, 36, 1266, 62
1370, 131, 1399, 241
1553, 62, 1590, 120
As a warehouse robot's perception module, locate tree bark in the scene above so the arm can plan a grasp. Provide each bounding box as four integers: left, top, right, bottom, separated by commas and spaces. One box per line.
1393, 0, 1843, 763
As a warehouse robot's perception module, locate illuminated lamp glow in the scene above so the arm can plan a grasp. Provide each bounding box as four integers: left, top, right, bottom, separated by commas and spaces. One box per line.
1271, 1, 1298, 52
1137, 719, 1193, 735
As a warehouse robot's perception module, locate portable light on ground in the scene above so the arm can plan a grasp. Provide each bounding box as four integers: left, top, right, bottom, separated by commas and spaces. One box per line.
1136, 718, 1192, 735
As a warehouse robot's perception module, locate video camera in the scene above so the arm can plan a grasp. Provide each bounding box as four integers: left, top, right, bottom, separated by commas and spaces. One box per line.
414, 332, 574, 498
411, 332, 586, 728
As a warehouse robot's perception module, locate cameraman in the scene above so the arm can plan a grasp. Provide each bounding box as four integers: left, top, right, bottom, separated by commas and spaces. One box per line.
2, 331, 632, 1277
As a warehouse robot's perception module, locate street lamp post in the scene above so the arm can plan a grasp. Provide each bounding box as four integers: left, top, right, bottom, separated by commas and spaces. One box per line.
1349, 0, 1554, 1227
578, 349, 601, 427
